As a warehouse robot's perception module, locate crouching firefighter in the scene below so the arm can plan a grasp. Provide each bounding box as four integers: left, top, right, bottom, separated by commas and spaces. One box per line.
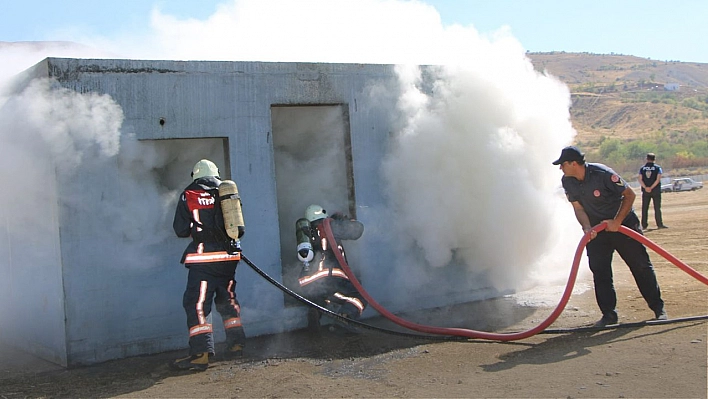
171, 159, 247, 372
295, 204, 367, 333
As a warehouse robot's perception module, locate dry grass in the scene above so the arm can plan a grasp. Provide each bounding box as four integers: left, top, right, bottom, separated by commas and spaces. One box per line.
528, 52, 708, 148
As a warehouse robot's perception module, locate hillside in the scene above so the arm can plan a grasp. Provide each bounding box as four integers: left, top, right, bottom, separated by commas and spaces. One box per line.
528, 52, 708, 175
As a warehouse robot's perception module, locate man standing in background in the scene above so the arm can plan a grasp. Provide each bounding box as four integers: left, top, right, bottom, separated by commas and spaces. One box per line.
638, 153, 668, 230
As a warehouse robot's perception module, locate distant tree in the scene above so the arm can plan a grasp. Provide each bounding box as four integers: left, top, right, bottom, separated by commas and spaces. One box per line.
625, 141, 654, 159
599, 138, 622, 158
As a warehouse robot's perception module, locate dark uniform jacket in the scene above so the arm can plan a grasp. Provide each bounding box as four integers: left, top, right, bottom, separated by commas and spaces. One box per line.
297, 214, 367, 318
561, 163, 639, 228
298, 215, 364, 284
639, 162, 663, 193
173, 176, 240, 266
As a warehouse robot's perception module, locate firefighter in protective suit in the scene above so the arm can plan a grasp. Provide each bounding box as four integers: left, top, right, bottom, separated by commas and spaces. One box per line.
171, 159, 246, 372
295, 204, 367, 333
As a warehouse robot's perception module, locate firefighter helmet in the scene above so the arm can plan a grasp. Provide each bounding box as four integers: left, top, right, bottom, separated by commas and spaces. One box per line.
192, 159, 219, 180
305, 204, 327, 222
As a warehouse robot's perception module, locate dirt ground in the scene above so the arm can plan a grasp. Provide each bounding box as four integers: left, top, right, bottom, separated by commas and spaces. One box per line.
1, 188, 707, 399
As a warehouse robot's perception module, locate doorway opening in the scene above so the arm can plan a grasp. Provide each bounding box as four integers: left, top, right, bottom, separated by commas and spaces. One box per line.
271, 105, 355, 306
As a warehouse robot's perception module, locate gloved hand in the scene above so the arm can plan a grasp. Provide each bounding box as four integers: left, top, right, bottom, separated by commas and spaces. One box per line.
297, 242, 314, 263
228, 239, 242, 254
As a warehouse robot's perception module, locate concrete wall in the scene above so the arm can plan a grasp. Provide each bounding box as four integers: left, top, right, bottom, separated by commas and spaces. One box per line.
8, 58, 499, 366
0, 151, 67, 366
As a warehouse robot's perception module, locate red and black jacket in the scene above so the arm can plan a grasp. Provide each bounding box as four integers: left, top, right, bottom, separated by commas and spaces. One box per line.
173, 176, 240, 265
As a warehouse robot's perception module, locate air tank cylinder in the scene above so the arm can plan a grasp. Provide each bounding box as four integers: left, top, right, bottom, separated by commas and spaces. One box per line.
218, 180, 245, 240
295, 218, 314, 271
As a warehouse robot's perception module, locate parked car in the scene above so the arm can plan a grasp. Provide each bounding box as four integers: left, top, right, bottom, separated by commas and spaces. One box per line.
661, 178, 704, 193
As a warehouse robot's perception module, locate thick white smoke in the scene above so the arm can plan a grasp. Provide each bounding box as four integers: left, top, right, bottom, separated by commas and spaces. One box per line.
88, 0, 448, 64
0, 0, 587, 361
93, 0, 584, 293
0, 71, 181, 268
384, 61, 577, 291
2, 78, 121, 168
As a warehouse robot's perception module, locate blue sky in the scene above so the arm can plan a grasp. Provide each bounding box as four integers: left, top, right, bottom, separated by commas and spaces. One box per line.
1, 0, 707, 63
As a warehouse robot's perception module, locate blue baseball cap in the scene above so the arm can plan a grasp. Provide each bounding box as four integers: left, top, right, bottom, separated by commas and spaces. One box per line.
552, 146, 585, 165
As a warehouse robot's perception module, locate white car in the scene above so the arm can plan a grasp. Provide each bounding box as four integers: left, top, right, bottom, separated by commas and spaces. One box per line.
661, 178, 704, 193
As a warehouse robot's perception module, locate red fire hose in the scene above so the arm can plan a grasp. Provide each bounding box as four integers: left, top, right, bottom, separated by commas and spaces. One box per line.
323, 218, 708, 340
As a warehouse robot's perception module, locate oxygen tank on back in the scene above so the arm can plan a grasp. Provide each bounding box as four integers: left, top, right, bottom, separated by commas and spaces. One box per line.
295, 217, 314, 271
218, 180, 245, 240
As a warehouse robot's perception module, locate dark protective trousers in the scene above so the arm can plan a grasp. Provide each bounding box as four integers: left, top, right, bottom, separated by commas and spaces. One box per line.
585, 228, 664, 319
641, 189, 663, 228
300, 275, 366, 318
183, 263, 246, 355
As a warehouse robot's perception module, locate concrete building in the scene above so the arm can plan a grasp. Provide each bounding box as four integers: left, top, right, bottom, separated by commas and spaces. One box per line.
1, 58, 501, 367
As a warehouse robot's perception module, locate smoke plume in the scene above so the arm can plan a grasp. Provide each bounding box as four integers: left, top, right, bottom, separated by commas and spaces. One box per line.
0, 0, 586, 362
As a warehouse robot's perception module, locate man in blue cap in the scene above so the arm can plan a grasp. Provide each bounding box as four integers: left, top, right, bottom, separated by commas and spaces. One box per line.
553, 146, 667, 326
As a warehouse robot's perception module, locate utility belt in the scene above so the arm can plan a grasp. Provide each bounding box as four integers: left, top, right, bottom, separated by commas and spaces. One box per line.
184, 251, 241, 264
183, 241, 241, 264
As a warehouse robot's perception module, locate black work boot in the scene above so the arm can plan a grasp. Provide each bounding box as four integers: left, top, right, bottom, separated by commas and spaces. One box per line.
224, 343, 244, 359
327, 313, 360, 335
171, 353, 209, 371
654, 309, 668, 320
593, 313, 619, 327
